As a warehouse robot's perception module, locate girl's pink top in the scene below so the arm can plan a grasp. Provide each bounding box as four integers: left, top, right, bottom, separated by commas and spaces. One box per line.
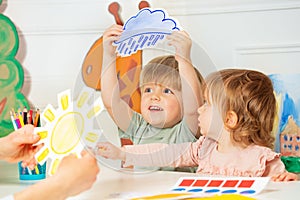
123, 136, 286, 177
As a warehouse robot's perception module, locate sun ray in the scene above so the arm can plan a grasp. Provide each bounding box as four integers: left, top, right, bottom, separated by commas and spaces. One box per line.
87, 96, 104, 119
82, 128, 102, 149
50, 159, 60, 175
85, 132, 99, 143
34, 127, 49, 140
58, 90, 71, 111
77, 91, 90, 108
35, 146, 50, 164
42, 104, 57, 123
43, 108, 55, 123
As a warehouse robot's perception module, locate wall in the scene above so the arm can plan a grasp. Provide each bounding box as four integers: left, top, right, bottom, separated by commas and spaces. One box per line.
1, 0, 300, 108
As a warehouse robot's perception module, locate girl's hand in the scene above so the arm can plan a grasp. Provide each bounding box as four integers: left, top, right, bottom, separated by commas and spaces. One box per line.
166, 30, 192, 62
96, 142, 125, 161
271, 172, 299, 182
102, 24, 123, 57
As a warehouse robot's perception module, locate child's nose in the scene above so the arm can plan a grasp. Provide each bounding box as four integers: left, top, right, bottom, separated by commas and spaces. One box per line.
151, 92, 160, 101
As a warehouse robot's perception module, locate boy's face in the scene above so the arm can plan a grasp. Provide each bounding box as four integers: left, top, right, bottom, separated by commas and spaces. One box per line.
140, 83, 182, 128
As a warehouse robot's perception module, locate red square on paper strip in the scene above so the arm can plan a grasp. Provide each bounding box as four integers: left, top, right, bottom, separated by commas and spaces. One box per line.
192, 179, 209, 187
207, 180, 223, 187
238, 180, 254, 188
179, 179, 195, 186
223, 180, 239, 187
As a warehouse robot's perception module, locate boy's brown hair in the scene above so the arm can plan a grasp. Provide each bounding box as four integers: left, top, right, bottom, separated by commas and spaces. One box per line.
140, 55, 204, 91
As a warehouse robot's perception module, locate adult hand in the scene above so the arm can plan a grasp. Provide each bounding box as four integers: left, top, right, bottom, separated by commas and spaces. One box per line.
0, 125, 42, 163
52, 150, 100, 197
14, 150, 100, 200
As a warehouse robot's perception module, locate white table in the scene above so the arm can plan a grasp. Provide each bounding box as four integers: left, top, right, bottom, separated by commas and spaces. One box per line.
1, 160, 300, 200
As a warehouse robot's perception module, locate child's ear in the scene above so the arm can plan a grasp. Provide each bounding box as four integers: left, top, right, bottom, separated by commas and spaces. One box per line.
225, 111, 238, 128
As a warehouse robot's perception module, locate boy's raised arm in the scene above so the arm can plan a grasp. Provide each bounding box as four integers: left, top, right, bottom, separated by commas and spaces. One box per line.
101, 25, 133, 132
167, 31, 204, 137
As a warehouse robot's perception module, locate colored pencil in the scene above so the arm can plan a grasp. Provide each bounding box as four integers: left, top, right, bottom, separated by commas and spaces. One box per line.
17, 108, 25, 127
23, 107, 28, 125
29, 109, 34, 125
35, 166, 40, 174
34, 109, 40, 127
14, 113, 22, 129
10, 111, 18, 130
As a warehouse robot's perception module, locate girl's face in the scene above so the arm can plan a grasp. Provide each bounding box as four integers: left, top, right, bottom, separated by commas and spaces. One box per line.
197, 102, 212, 137
197, 99, 224, 140
140, 83, 182, 128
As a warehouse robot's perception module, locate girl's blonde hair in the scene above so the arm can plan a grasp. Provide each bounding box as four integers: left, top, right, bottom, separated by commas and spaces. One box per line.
205, 69, 276, 149
140, 55, 204, 91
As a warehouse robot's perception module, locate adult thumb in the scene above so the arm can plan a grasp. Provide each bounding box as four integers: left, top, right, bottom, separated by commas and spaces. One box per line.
14, 133, 40, 145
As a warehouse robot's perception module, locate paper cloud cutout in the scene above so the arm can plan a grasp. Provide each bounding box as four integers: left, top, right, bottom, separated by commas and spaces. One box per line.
113, 8, 181, 57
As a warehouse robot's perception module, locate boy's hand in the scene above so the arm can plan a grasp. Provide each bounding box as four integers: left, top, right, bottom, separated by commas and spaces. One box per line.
0, 125, 42, 163
271, 172, 299, 182
166, 30, 192, 62
102, 24, 123, 58
96, 142, 125, 161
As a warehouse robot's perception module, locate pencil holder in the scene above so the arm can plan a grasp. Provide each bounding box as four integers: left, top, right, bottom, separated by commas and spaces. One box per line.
18, 161, 47, 181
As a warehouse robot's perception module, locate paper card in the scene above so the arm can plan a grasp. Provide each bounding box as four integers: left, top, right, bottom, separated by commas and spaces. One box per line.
113, 177, 267, 199
170, 176, 270, 197
113, 8, 181, 57
34, 88, 104, 175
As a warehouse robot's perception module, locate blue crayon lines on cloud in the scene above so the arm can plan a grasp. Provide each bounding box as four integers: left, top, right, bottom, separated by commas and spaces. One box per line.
113, 8, 181, 57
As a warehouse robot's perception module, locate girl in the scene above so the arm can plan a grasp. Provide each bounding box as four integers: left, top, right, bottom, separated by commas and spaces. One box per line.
97, 69, 298, 181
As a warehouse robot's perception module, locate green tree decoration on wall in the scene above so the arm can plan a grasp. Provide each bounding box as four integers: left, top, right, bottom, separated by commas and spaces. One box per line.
0, 0, 29, 137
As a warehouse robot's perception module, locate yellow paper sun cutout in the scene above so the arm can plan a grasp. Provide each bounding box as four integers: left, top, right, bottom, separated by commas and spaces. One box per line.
34, 89, 104, 175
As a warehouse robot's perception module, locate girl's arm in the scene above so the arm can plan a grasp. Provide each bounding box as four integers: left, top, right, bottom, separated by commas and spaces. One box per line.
167, 31, 204, 137
97, 139, 203, 168
101, 24, 133, 132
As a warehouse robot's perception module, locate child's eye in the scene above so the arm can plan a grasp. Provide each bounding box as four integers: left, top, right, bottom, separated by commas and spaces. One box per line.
144, 88, 153, 93
163, 88, 173, 94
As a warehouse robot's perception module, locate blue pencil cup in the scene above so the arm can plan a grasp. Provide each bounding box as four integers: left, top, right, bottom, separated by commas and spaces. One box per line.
18, 162, 47, 181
